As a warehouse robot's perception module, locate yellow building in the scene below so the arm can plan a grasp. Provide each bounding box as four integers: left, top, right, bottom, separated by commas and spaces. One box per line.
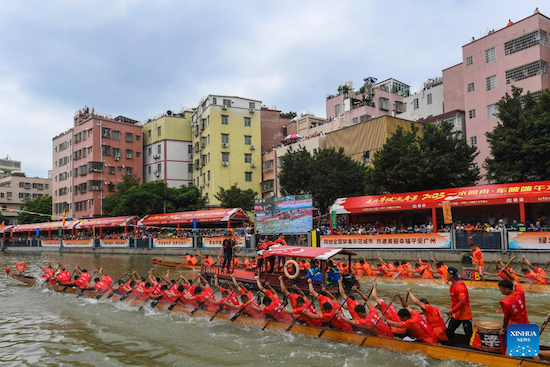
191, 95, 262, 206
142, 111, 194, 188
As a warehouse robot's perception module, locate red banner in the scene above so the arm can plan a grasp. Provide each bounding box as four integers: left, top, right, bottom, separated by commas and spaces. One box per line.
139, 208, 249, 225
320, 234, 451, 249
202, 236, 246, 248
331, 181, 550, 213
78, 216, 137, 229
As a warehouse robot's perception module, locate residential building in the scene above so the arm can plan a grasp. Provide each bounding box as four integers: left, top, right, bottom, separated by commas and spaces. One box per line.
400, 77, 444, 122
142, 110, 194, 188
0, 156, 22, 179
261, 150, 277, 198
418, 110, 466, 134
260, 107, 292, 153
0, 172, 51, 224
443, 12, 550, 178
51, 107, 143, 218
191, 95, 262, 206
326, 78, 409, 123
325, 115, 420, 164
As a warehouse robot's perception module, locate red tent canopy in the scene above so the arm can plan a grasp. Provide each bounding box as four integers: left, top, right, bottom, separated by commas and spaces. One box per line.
138, 208, 249, 226
262, 245, 355, 260
331, 180, 550, 214
0, 225, 14, 233
77, 216, 137, 229
13, 220, 80, 232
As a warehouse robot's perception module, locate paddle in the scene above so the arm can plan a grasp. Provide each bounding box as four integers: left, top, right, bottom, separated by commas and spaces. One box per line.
360, 293, 398, 346
261, 292, 291, 331
138, 280, 164, 311
209, 288, 237, 321
107, 275, 133, 299
286, 293, 321, 332
168, 276, 201, 311
392, 266, 407, 280
318, 291, 354, 338
230, 283, 264, 322
190, 282, 223, 315
95, 274, 127, 300
76, 270, 97, 298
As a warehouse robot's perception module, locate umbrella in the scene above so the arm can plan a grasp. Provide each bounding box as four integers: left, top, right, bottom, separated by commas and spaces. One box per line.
284, 134, 302, 140
363, 77, 378, 84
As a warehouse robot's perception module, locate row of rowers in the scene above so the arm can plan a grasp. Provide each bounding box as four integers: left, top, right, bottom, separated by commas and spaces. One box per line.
37, 263, 534, 351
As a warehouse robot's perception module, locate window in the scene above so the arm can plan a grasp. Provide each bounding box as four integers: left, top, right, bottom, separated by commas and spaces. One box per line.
335, 104, 341, 116
148, 147, 152, 156
485, 47, 496, 63
352, 117, 358, 123
223, 99, 231, 107
126, 149, 133, 159
395, 101, 404, 113
125, 167, 132, 175
469, 109, 476, 119
148, 130, 152, 138
505, 29, 548, 56
157, 127, 161, 137
113, 131, 120, 140
359, 115, 371, 123
487, 103, 499, 119
244, 135, 252, 145
486, 75, 497, 91
221, 115, 229, 125
249, 102, 255, 109
102, 127, 111, 138
262, 160, 274, 172
109, 167, 115, 174
244, 117, 251, 127
88, 161, 103, 172
412, 99, 419, 110
212, 97, 217, 105
148, 166, 151, 174
245, 172, 252, 182
363, 151, 370, 163
427, 94, 432, 105
113, 148, 120, 158
466, 56, 473, 66
188, 145, 192, 154
136, 152, 141, 158
136, 135, 140, 141
245, 154, 252, 163
125, 133, 133, 142
505, 60, 549, 84
467, 83, 475, 92
157, 163, 161, 173
379, 98, 389, 111
221, 134, 229, 145
188, 164, 192, 173
157, 145, 161, 154
470, 136, 477, 145
222, 152, 229, 163
118, 166, 122, 172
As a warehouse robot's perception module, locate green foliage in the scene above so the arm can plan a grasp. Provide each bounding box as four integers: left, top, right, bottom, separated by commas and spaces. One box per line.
102, 175, 206, 217
278, 147, 368, 213
366, 122, 480, 194
215, 184, 257, 211
280, 111, 297, 119
17, 196, 52, 224
485, 87, 550, 183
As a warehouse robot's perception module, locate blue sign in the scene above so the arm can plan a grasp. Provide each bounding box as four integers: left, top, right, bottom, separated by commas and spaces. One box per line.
193, 218, 197, 231
36, 228, 40, 237
507, 324, 539, 357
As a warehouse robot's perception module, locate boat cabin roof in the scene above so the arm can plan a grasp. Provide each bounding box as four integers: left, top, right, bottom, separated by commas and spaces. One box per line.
262, 245, 356, 260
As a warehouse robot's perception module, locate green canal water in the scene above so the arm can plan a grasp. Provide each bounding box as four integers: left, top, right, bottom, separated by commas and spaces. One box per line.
1, 252, 549, 366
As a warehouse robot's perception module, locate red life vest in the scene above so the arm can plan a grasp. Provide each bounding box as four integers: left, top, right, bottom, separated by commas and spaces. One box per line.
500, 284, 529, 325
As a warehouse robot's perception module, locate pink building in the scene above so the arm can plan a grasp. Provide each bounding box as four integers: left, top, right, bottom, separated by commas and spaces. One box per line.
52, 108, 143, 218
443, 12, 550, 179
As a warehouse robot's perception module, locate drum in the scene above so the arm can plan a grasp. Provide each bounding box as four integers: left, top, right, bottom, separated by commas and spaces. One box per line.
462, 267, 480, 281
475, 321, 502, 353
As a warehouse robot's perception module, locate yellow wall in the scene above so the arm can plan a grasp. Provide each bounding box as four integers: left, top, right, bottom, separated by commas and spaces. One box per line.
193, 105, 262, 205
143, 116, 192, 145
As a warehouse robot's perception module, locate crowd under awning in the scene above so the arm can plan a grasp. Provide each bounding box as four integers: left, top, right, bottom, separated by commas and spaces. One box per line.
12, 220, 80, 232
77, 216, 138, 229
138, 208, 250, 226
262, 245, 356, 260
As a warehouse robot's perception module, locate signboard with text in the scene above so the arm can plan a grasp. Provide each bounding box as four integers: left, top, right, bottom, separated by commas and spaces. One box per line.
153, 238, 193, 248
100, 239, 130, 248
202, 236, 246, 248
508, 232, 550, 250
320, 233, 451, 249
254, 195, 313, 234
63, 239, 94, 248
41, 240, 61, 247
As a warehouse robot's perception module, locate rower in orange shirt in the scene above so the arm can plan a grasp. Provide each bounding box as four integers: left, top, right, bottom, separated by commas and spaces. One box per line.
485, 260, 521, 283
429, 258, 448, 280
406, 288, 448, 342
469, 236, 485, 280
520, 255, 549, 284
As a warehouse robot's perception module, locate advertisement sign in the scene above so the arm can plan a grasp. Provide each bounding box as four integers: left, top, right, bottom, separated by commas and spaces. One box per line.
153, 238, 193, 248
254, 195, 313, 234
320, 233, 451, 249
202, 236, 245, 248
507, 324, 539, 357
508, 232, 550, 250
100, 239, 130, 248
41, 240, 61, 247
63, 239, 94, 248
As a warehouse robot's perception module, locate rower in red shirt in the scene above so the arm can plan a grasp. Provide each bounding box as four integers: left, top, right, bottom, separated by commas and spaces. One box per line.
15, 261, 26, 275
302, 300, 353, 332
55, 267, 72, 285
39, 264, 55, 280
498, 269, 529, 330
384, 292, 438, 345
250, 278, 293, 323
277, 276, 322, 326
445, 267, 473, 345
522, 255, 549, 278
223, 276, 264, 318
406, 288, 448, 342
371, 282, 406, 335
73, 267, 93, 289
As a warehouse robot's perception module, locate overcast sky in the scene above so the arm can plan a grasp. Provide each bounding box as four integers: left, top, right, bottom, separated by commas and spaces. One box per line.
0, 0, 543, 177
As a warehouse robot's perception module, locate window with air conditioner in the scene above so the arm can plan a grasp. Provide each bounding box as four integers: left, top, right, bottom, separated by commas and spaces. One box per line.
222, 152, 229, 164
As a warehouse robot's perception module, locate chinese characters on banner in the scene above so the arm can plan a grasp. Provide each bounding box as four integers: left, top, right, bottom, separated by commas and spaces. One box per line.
319, 234, 451, 249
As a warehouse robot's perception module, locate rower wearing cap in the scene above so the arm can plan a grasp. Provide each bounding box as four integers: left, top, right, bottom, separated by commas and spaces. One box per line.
445, 267, 473, 345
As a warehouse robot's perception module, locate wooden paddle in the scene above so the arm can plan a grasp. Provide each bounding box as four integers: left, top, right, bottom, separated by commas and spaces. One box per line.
286, 293, 321, 332
230, 283, 264, 322
318, 291, 354, 338
190, 282, 223, 315
167, 275, 201, 311
95, 274, 127, 300
261, 292, 291, 331
209, 288, 237, 321
360, 293, 398, 346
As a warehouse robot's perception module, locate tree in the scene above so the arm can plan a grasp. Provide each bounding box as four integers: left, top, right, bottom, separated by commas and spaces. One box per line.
485, 86, 550, 183
17, 196, 53, 224
366, 122, 480, 194
309, 148, 367, 213
215, 184, 257, 211
280, 111, 297, 119
278, 146, 314, 195
102, 175, 206, 217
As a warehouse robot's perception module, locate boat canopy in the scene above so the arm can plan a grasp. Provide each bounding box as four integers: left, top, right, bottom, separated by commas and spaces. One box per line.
12, 220, 80, 232
77, 216, 138, 229
138, 208, 249, 226
262, 245, 356, 260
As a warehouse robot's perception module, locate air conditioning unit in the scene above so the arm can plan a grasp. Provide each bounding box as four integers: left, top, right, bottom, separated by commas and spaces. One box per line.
92, 186, 99, 190
222, 105, 227, 110
222, 143, 229, 148
189, 153, 193, 159
114, 155, 120, 161
155, 172, 160, 177
206, 181, 210, 186
222, 161, 229, 166
251, 163, 256, 168
249, 108, 255, 113
250, 145, 256, 150
153, 154, 159, 159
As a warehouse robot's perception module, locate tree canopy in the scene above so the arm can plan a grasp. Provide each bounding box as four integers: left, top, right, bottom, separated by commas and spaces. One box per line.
17, 196, 53, 224
215, 184, 257, 211
102, 175, 206, 217
278, 146, 314, 196
280, 111, 297, 119
485, 86, 550, 183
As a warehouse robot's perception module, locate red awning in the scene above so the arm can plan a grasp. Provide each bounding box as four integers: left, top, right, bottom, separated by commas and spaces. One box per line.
262, 245, 355, 260
12, 220, 80, 232
77, 216, 137, 229
138, 208, 250, 226
0, 225, 13, 233
331, 181, 550, 214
